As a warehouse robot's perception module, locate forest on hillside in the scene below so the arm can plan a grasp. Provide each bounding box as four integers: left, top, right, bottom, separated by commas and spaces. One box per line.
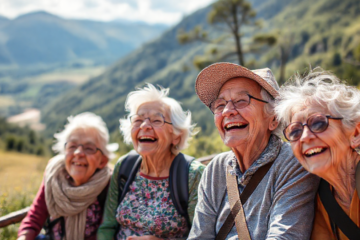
0, 118, 49, 156
1, 0, 359, 164
2, 0, 360, 160
41, 0, 360, 140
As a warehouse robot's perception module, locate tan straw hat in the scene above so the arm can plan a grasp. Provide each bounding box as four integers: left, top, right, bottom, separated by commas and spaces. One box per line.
195, 62, 280, 108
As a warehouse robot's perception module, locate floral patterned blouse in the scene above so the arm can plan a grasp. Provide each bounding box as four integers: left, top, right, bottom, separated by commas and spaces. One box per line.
116, 172, 188, 239
98, 155, 205, 240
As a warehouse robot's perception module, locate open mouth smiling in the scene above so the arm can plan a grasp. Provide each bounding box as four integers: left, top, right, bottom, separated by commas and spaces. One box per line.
138, 136, 157, 143
72, 162, 87, 167
303, 147, 328, 157
224, 122, 248, 131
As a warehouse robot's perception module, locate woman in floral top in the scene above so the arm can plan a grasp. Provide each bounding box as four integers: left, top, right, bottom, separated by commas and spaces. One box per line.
98, 84, 205, 240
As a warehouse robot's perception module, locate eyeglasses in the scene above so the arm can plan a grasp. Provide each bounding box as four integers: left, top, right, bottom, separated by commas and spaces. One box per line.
130, 114, 172, 128
283, 114, 343, 142
210, 94, 268, 114
65, 142, 103, 155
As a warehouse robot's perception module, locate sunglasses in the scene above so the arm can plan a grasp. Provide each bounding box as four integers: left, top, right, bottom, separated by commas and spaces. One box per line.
284, 114, 343, 142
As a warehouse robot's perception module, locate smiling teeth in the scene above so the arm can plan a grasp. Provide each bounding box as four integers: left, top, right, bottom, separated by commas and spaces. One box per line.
226, 123, 244, 128
74, 162, 85, 166
140, 137, 155, 140
306, 148, 324, 155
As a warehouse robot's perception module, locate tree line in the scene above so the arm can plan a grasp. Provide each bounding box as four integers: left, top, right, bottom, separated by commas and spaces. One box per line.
0, 118, 49, 156
177, 0, 360, 86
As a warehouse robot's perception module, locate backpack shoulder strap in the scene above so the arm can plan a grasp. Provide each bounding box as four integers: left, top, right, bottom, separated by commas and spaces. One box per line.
319, 179, 360, 239
117, 150, 142, 203
169, 153, 195, 227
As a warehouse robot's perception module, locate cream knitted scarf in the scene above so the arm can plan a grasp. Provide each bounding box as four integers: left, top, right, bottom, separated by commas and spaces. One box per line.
44, 155, 111, 240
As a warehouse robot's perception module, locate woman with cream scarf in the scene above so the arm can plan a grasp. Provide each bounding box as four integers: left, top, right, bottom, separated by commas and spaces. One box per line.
18, 112, 116, 240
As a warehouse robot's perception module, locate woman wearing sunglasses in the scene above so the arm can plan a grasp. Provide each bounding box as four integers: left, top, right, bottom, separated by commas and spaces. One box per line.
275, 68, 360, 239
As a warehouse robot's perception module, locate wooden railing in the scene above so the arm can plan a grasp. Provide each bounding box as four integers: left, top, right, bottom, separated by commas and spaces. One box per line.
0, 154, 216, 229
0, 207, 30, 228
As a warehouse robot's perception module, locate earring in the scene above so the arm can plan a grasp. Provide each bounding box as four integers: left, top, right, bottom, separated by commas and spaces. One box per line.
355, 146, 360, 155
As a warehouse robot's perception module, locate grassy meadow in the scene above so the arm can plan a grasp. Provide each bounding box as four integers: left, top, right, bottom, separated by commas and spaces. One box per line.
0, 151, 47, 192
0, 151, 48, 239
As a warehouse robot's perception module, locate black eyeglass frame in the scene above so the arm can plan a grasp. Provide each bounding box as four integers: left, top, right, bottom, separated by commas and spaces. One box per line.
210, 93, 269, 114
283, 114, 343, 142
129, 114, 173, 127
64, 143, 104, 155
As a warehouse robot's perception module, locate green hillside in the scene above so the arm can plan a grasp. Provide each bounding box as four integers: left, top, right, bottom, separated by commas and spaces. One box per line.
259, 0, 360, 84
42, 6, 213, 136
42, 0, 360, 137
0, 11, 168, 117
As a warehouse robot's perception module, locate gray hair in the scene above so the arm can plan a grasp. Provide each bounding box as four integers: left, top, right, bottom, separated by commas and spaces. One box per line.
275, 67, 360, 130
260, 88, 283, 138
119, 84, 197, 154
52, 112, 116, 159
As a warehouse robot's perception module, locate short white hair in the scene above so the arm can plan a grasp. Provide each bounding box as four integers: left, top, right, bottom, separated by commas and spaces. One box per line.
260, 88, 283, 138
275, 67, 360, 130
119, 84, 197, 154
52, 112, 115, 159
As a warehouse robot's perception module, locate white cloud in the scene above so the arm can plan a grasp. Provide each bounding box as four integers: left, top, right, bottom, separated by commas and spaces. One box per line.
0, 0, 215, 25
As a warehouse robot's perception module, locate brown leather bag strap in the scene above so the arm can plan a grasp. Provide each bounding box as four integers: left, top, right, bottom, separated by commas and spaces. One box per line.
215, 161, 274, 240
226, 165, 252, 240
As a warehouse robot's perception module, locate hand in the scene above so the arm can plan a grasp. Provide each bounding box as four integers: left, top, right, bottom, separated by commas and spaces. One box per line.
17, 236, 26, 240
126, 235, 163, 240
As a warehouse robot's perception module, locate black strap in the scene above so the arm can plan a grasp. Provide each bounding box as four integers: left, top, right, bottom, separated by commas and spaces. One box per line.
356, 161, 360, 200
117, 150, 142, 203
215, 161, 274, 240
117, 151, 194, 227
169, 152, 195, 227
318, 179, 360, 240
44, 216, 65, 240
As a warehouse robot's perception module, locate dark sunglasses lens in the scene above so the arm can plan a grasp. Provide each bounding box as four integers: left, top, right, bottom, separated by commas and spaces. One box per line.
285, 123, 303, 141
308, 115, 328, 133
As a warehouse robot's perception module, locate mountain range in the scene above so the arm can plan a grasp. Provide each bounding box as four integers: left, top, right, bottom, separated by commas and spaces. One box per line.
0, 11, 168, 66
9, 0, 360, 137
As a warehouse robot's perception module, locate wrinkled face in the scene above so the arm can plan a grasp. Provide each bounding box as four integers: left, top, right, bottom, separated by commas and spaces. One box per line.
131, 101, 179, 157
289, 104, 353, 176
65, 128, 108, 186
214, 77, 274, 149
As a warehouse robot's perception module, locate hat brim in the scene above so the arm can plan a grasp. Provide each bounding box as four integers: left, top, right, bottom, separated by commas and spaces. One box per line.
195, 62, 279, 108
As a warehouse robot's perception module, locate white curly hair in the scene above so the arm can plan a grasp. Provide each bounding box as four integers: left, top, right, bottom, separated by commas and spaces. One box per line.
119, 83, 197, 155
52, 112, 117, 159
275, 67, 360, 130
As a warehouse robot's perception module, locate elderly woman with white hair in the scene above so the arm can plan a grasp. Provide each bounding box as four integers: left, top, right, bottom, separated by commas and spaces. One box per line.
98, 84, 205, 240
18, 112, 115, 240
275, 68, 360, 239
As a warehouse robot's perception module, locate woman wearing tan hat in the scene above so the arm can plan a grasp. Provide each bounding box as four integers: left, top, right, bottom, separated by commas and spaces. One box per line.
188, 62, 319, 240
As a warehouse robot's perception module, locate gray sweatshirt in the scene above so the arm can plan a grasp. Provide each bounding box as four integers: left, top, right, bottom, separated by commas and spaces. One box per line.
188, 136, 319, 240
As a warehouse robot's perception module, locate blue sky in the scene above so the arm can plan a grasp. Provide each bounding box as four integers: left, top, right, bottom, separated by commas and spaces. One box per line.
0, 0, 214, 25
